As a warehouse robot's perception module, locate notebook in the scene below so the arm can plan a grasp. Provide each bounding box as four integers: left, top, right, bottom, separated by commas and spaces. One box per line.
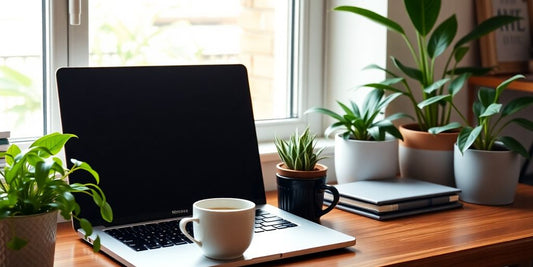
324, 178, 462, 220
56, 65, 355, 266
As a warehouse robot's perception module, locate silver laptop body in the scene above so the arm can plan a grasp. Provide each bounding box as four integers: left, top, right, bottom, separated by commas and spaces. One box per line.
56, 65, 355, 266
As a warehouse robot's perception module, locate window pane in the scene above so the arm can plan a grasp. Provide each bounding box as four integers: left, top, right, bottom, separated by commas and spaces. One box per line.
89, 0, 293, 121
0, 2, 43, 139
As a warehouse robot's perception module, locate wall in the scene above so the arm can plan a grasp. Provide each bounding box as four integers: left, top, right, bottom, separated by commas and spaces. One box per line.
385, 0, 478, 124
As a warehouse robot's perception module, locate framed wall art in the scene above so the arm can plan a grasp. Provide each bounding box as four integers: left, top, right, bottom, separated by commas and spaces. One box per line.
475, 0, 532, 74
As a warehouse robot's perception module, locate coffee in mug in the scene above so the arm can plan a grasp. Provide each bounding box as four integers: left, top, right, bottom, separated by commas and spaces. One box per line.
179, 198, 255, 260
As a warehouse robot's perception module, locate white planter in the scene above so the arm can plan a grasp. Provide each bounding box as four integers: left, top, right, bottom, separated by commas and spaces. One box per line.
334, 134, 398, 184
0, 211, 58, 267
454, 144, 520, 205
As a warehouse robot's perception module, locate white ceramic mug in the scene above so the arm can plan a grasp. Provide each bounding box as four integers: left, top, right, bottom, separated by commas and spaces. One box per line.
179, 198, 255, 260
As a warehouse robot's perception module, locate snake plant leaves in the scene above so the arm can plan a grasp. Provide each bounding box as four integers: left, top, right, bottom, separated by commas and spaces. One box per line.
334, 6, 405, 35
405, 0, 441, 36
428, 14, 457, 58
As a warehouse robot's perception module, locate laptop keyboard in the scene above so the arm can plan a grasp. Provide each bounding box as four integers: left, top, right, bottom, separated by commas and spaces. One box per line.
105, 209, 298, 251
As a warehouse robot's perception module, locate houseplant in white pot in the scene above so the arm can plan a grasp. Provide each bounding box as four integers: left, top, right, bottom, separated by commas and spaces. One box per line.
455, 74, 533, 205
307, 89, 411, 183
0, 133, 113, 266
275, 127, 339, 222
335, 0, 519, 186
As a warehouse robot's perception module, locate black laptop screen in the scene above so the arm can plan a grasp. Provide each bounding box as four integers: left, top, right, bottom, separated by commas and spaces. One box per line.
56, 65, 266, 227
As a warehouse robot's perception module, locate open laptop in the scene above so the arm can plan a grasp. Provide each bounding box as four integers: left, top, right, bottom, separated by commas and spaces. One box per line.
56, 64, 355, 266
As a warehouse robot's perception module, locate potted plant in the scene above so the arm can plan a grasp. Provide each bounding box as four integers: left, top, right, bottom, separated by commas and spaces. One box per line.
334, 0, 519, 186
0, 133, 113, 266
455, 74, 533, 205
306, 89, 411, 183
274, 127, 339, 222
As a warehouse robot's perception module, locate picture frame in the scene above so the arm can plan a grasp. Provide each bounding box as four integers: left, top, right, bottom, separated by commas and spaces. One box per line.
475, 0, 532, 74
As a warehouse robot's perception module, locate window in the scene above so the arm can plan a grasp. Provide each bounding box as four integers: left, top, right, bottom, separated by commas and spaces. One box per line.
0, 2, 44, 140
61, 0, 323, 142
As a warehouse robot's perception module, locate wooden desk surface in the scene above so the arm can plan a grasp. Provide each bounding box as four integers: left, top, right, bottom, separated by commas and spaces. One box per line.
55, 184, 533, 266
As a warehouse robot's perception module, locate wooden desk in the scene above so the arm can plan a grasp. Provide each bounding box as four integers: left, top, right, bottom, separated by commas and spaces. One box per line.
55, 184, 533, 266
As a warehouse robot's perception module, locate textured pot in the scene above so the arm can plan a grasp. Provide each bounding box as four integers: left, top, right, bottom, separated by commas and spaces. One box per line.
454, 144, 520, 205
399, 123, 459, 187
0, 211, 58, 267
335, 134, 398, 184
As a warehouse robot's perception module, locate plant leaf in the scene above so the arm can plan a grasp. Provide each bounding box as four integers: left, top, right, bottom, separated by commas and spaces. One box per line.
448, 73, 470, 96
424, 78, 450, 94
499, 136, 529, 158
30, 133, 77, 156
453, 46, 469, 62
404, 0, 441, 36
508, 118, 533, 131
391, 57, 423, 82
455, 15, 521, 49
502, 96, 533, 117
334, 6, 405, 35
71, 159, 100, 184
480, 103, 502, 118
450, 66, 492, 76
418, 95, 451, 109
457, 126, 482, 153
428, 122, 461, 134
478, 87, 496, 108
428, 14, 457, 58
495, 74, 525, 101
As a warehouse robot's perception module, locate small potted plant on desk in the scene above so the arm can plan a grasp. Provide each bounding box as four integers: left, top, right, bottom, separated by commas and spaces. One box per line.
455, 74, 533, 205
334, 0, 519, 186
307, 89, 411, 184
275, 127, 339, 223
0, 133, 113, 266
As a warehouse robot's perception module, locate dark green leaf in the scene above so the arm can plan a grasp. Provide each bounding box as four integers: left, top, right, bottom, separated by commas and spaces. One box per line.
502, 96, 533, 117
450, 66, 492, 76
478, 87, 496, 108
362, 83, 405, 94
71, 159, 100, 183
80, 218, 93, 236
424, 78, 449, 94
101, 201, 114, 222
453, 46, 469, 62
508, 118, 533, 131
392, 57, 423, 82
457, 126, 482, 153
455, 15, 520, 49
428, 14, 457, 58
448, 73, 470, 96
404, 0, 441, 36
499, 136, 529, 158
418, 95, 451, 109
334, 6, 405, 35
93, 236, 101, 252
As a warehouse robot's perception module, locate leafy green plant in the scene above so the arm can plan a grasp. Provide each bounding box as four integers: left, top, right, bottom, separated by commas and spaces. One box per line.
335, 0, 520, 134
0, 133, 113, 251
306, 89, 412, 141
275, 127, 326, 171
457, 75, 533, 157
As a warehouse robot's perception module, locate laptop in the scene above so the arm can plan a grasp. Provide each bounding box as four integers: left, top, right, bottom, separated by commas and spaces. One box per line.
324, 178, 462, 220
56, 64, 355, 266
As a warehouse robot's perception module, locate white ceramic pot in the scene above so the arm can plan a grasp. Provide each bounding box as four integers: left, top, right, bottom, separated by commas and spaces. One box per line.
334, 134, 398, 184
0, 211, 58, 267
399, 123, 459, 187
454, 144, 520, 205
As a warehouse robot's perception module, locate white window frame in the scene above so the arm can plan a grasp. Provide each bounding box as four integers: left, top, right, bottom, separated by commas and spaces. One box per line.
46, 0, 326, 143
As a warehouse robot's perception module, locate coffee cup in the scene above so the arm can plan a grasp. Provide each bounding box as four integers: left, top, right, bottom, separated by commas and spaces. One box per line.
179, 198, 255, 260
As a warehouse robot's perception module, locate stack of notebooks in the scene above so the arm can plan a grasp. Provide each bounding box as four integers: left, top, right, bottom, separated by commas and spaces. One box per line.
0, 131, 10, 168
324, 178, 462, 220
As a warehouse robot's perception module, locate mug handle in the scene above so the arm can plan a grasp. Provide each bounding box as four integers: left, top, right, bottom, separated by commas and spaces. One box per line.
179, 217, 202, 247
319, 184, 339, 217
